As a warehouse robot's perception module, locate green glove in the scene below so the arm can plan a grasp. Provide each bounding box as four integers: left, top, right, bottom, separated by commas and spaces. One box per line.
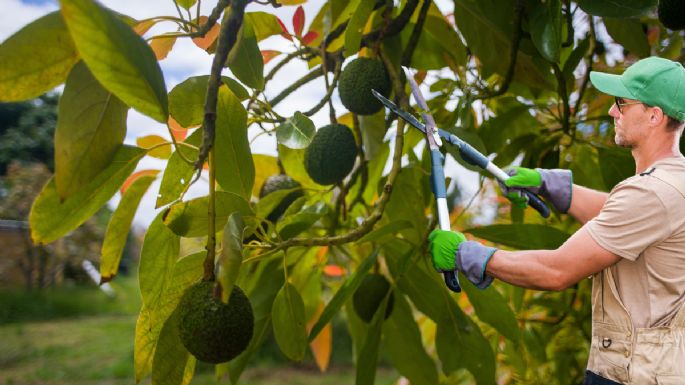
429, 230, 497, 289
500, 166, 573, 213
429, 230, 466, 271
503, 167, 542, 208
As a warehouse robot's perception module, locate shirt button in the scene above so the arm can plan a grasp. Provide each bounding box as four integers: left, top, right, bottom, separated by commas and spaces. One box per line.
624, 350, 630, 358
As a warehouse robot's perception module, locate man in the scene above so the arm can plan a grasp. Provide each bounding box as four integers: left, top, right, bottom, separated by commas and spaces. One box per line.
429, 56, 685, 384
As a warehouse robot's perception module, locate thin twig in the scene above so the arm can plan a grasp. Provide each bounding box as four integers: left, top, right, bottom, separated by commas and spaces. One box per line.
401, 0, 430, 67
268, 66, 325, 108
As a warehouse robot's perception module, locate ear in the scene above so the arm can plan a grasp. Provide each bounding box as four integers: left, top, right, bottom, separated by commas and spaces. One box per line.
649, 106, 666, 126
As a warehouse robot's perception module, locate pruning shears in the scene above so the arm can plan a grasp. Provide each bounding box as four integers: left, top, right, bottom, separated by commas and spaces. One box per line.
372, 68, 550, 293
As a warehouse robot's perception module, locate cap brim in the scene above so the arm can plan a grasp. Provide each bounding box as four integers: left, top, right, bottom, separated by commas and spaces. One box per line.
589, 72, 636, 99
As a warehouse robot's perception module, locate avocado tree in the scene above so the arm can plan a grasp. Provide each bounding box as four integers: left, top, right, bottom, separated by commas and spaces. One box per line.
1, 0, 681, 384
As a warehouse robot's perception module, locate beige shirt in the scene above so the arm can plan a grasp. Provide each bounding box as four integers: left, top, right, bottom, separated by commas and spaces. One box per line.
586, 155, 685, 328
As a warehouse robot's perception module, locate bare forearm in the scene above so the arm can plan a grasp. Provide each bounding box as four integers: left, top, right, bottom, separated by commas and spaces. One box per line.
485, 249, 568, 291
567, 184, 608, 224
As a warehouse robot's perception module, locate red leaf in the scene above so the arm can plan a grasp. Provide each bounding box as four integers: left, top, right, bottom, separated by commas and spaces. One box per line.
301, 30, 318, 45
323, 265, 346, 277
293, 5, 305, 38
276, 17, 292, 41
120, 169, 159, 195
261, 50, 282, 64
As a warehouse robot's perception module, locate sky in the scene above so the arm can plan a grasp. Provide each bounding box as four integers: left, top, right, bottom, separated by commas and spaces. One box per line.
3, 0, 488, 228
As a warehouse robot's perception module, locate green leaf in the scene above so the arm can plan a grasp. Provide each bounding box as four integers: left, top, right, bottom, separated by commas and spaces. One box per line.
563, 37, 590, 79
0, 11, 78, 102
566, 143, 606, 191
278, 144, 319, 189
577, 0, 657, 17
462, 283, 521, 343
603, 17, 650, 58
155, 129, 202, 208
401, 16, 467, 70
214, 86, 253, 199
355, 293, 387, 385
151, 309, 196, 385
383, 294, 439, 385
453, 0, 554, 89
163, 191, 253, 237
464, 224, 571, 250
359, 110, 386, 161
169, 76, 248, 128
309, 249, 378, 341
55, 62, 128, 199
277, 201, 328, 239
138, 213, 181, 309
530, 0, 562, 63
344, 0, 375, 57
134, 252, 204, 382
358, 220, 413, 243
479, 102, 540, 155
383, 166, 427, 245
227, 18, 264, 90
254, 187, 300, 220
29, 145, 144, 244
245, 12, 283, 41
598, 146, 634, 190
100, 171, 157, 282
276, 111, 315, 149
272, 282, 308, 361
177, 0, 197, 10
217, 212, 244, 304
60, 0, 168, 122
436, 305, 496, 384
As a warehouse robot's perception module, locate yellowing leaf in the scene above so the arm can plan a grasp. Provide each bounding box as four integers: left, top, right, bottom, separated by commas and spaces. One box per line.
308, 301, 332, 372
245, 12, 283, 41
252, 154, 280, 198
0, 11, 78, 102
168, 116, 189, 141
155, 129, 201, 208
121, 169, 159, 194
55, 62, 127, 200
29, 145, 145, 244
150, 35, 177, 60
192, 16, 220, 50
100, 172, 157, 283
137, 134, 172, 159
277, 0, 307, 5
60, 0, 168, 122
134, 19, 157, 36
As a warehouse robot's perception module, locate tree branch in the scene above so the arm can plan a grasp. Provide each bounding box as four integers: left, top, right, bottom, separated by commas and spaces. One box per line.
401, 0, 430, 67
474, 0, 523, 100
261, 49, 408, 252
268, 66, 325, 108
193, 0, 248, 281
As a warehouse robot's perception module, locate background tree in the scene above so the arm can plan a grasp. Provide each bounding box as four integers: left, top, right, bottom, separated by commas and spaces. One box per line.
0, 0, 681, 384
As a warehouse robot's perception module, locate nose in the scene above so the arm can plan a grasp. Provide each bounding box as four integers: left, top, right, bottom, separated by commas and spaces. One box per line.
609, 103, 620, 118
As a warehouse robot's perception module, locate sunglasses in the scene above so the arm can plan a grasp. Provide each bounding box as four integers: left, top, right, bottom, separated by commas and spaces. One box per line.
614, 97, 643, 113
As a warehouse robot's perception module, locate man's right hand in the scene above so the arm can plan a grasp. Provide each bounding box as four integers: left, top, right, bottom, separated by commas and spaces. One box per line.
499, 166, 573, 213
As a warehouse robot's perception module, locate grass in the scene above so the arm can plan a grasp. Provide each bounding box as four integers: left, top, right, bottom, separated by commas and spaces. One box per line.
0, 277, 400, 385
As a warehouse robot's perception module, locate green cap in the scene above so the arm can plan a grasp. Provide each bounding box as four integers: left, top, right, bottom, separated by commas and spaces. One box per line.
590, 57, 685, 121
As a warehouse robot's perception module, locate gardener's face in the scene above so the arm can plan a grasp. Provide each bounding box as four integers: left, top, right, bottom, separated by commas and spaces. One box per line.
610, 97, 650, 148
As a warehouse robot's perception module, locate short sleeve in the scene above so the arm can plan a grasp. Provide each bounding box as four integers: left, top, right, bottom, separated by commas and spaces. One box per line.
585, 181, 671, 261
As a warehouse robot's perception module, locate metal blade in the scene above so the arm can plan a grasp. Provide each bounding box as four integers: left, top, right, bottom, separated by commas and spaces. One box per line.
402, 66, 442, 147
